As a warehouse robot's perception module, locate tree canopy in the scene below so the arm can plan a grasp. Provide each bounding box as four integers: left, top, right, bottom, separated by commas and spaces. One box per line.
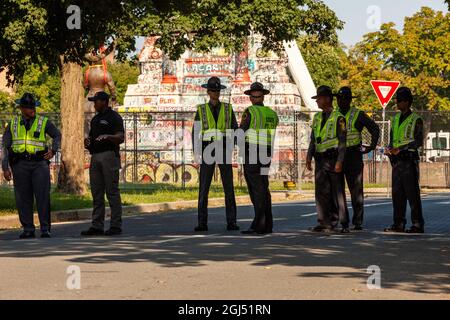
0, 0, 343, 194
297, 35, 345, 91
341, 7, 449, 111
1, 0, 343, 84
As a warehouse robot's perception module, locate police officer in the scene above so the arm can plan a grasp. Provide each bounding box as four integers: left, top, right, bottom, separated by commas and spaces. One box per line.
192, 77, 239, 232
81, 91, 125, 236
1, 93, 61, 239
240, 82, 279, 235
384, 87, 425, 233
336, 87, 380, 230
306, 85, 350, 233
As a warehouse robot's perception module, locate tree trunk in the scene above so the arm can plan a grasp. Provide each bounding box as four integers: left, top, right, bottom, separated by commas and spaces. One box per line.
56, 57, 86, 195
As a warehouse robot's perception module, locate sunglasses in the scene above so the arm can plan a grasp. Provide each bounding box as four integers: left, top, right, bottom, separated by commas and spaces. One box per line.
250, 95, 264, 99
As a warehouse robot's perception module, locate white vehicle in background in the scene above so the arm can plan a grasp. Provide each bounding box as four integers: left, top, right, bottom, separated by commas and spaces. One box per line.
426, 131, 450, 162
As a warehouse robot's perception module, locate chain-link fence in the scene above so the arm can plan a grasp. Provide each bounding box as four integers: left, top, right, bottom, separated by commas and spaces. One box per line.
1, 110, 449, 189
296, 110, 450, 190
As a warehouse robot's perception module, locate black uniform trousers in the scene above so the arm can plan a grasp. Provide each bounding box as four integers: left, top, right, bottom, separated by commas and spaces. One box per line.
315, 157, 349, 228
343, 148, 364, 226
391, 158, 424, 228
243, 163, 273, 233
198, 162, 237, 226
11, 160, 51, 232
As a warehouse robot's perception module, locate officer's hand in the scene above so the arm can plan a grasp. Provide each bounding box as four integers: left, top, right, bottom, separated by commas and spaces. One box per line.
3, 169, 12, 182
360, 146, 371, 154
306, 160, 312, 171
390, 148, 400, 156
334, 161, 343, 173
96, 134, 111, 142
43, 150, 55, 160
84, 138, 91, 149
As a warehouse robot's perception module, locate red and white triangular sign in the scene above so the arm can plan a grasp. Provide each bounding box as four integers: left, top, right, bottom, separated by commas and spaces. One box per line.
370, 80, 400, 109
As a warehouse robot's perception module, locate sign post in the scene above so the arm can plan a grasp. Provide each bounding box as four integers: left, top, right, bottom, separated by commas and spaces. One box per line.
370, 80, 400, 193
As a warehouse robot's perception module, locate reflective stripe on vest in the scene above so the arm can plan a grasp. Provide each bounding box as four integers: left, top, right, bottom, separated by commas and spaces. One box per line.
344, 107, 362, 147
10, 115, 48, 154
198, 102, 233, 141
391, 112, 422, 150
312, 110, 343, 153
245, 105, 279, 146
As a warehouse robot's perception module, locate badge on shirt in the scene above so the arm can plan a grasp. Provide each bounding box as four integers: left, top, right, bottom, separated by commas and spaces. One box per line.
100, 120, 109, 125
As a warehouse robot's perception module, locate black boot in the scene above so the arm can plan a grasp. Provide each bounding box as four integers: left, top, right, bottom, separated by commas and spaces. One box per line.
194, 224, 208, 232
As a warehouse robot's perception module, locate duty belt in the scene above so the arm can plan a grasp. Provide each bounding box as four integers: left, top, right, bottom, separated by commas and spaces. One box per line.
15, 150, 47, 162
315, 148, 338, 160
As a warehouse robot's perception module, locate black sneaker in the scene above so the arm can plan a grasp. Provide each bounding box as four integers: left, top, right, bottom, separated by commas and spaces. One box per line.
227, 223, 240, 231
19, 231, 35, 239
40, 231, 52, 238
352, 225, 363, 231
384, 225, 405, 233
341, 227, 350, 234
406, 226, 424, 234
105, 227, 122, 236
80, 227, 104, 236
194, 224, 208, 232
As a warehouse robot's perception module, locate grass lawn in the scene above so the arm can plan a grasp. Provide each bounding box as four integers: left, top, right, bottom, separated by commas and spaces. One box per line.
0, 183, 248, 216
0, 181, 387, 216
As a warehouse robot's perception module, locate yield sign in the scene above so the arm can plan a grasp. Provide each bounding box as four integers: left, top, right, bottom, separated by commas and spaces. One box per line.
370, 80, 400, 109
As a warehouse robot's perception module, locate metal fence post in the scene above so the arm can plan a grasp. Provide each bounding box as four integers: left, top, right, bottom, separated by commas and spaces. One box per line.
181, 118, 186, 190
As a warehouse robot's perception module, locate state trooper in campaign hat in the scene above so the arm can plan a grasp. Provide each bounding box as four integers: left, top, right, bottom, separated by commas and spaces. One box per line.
240, 82, 279, 235
2, 93, 61, 239
306, 85, 350, 233
192, 76, 239, 232
384, 86, 425, 234
335, 86, 380, 230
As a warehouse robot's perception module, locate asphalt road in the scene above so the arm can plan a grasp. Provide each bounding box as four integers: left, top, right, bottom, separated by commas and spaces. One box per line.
0, 194, 449, 300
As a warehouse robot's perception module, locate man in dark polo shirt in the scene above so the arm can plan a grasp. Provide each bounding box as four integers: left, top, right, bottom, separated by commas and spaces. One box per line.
81, 91, 125, 236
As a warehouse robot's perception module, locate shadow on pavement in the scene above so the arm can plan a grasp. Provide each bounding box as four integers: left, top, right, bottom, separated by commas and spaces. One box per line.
0, 209, 449, 296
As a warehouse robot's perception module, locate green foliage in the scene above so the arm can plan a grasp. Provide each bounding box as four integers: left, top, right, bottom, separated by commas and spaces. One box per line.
297, 35, 344, 90
0, 0, 343, 84
341, 7, 450, 111
142, 0, 343, 59
14, 65, 61, 112
0, 90, 14, 113
107, 61, 140, 105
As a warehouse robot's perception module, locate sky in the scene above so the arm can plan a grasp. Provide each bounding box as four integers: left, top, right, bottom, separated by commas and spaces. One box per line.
134, 1, 448, 53
323, 0, 448, 48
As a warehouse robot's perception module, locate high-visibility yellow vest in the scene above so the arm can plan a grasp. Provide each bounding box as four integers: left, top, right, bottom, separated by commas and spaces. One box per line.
312, 110, 344, 153
343, 107, 362, 147
245, 105, 279, 146
197, 102, 233, 141
391, 112, 422, 150
10, 115, 48, 154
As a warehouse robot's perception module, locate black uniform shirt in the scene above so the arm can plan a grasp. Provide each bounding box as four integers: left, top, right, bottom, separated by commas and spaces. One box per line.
88, 108, 124, 156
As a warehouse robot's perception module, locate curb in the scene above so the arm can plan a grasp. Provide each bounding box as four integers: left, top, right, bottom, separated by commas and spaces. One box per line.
1, 189, 448, 230
0, 191, 312, 230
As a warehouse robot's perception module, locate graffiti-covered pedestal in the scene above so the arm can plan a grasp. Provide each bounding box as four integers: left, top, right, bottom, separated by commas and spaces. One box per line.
121, 36, 302, 184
